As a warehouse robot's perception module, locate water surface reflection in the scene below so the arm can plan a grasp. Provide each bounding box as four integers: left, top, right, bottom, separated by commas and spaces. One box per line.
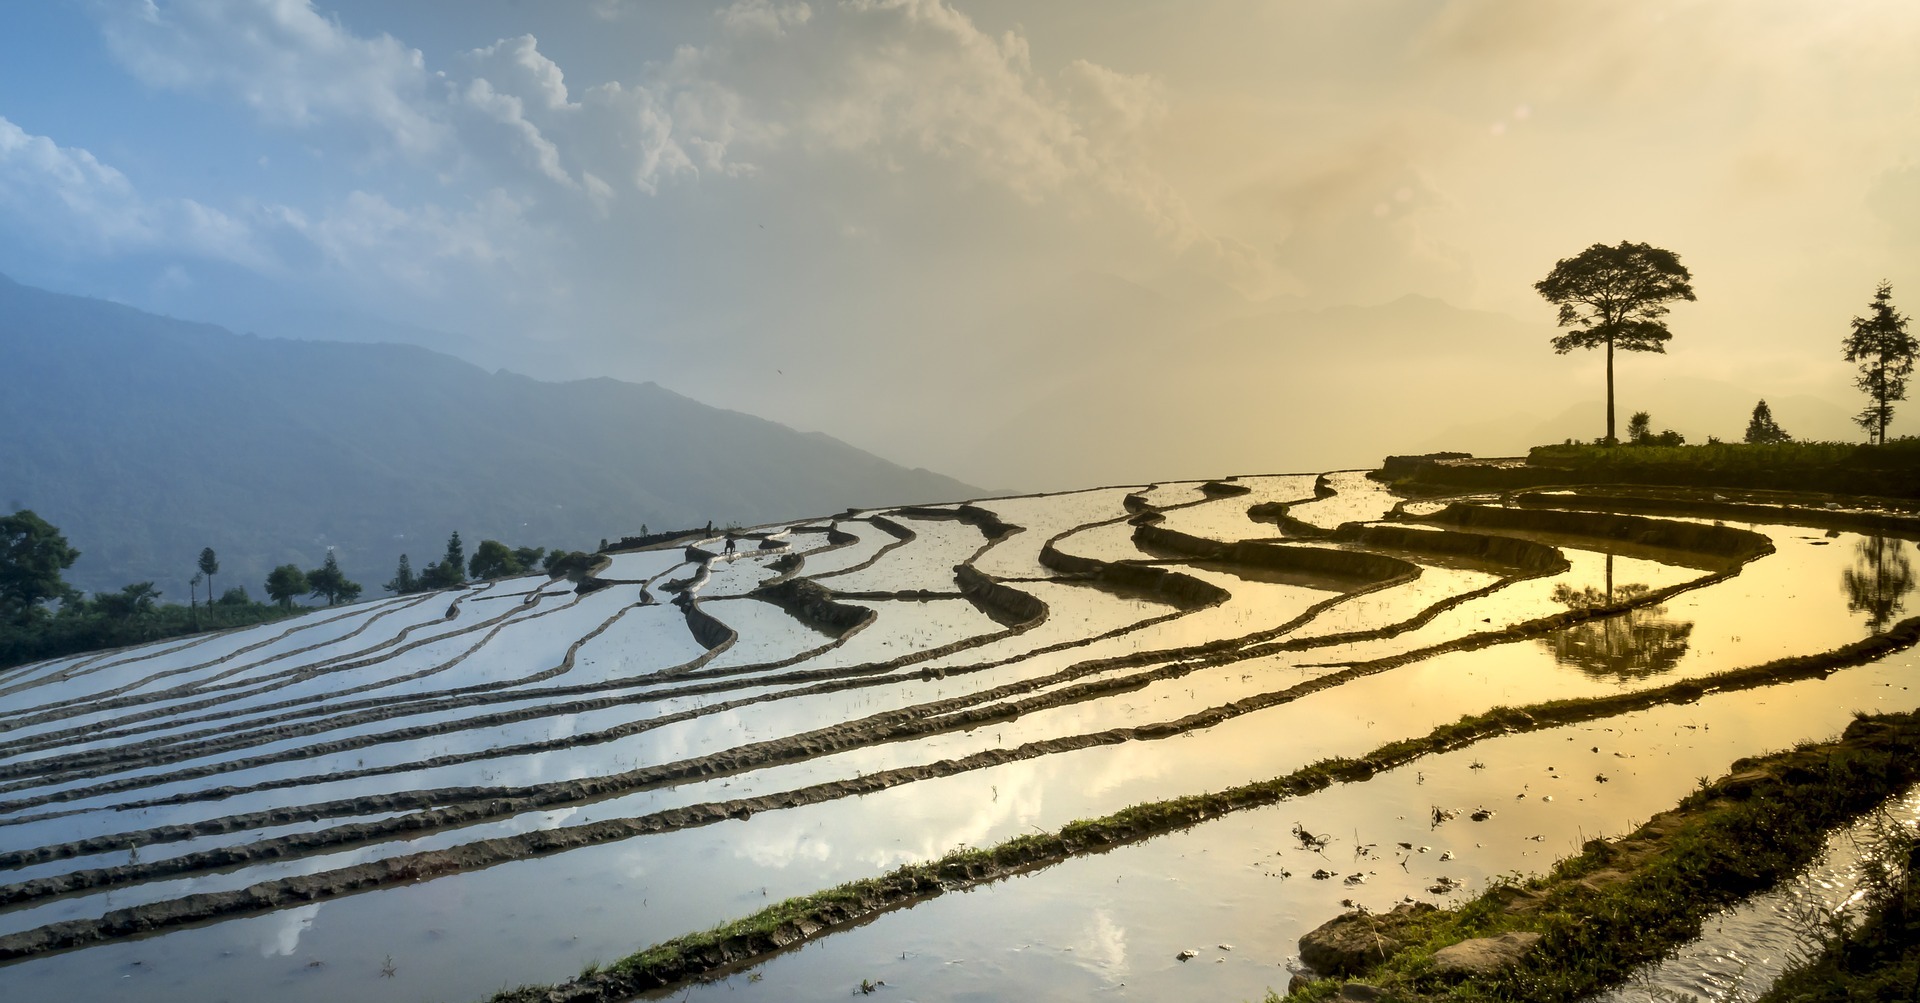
1540, 554, 1694, 680
1844, 534, 1915, 634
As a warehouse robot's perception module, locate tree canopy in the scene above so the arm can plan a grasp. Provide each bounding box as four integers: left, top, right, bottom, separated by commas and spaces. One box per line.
198, 547, 219, 597
0, 510, 80, 627
385, 554, 416, 595
1536, 241, 1696, 444
1843, 282, 1916, 445
306, 550, 362, 606
468, 539, 524, 581
418, 531, 468, 591
1744, 400, 1792, 444
265, 564, 309, 609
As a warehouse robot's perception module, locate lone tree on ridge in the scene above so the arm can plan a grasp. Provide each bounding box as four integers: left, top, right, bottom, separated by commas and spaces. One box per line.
306, 550, 362, 606
385, 554, 416, 595
0, 510, 79, 627
1843, 282, 1916, 445
265, 564, 308, 609
1535, 241, 1696, 444
1744, 400, 1791, 444
198, 547, 219, 602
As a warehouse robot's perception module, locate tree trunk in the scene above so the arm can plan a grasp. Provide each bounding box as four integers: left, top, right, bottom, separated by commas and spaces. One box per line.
1605, 335, 1616, 445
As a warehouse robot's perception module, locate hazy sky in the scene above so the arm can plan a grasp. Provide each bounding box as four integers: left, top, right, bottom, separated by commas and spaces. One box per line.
3, 1, 1917, 488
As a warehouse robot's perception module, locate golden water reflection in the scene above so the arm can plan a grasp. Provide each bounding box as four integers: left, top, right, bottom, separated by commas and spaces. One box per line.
1539, 554, 1694, 680
1844, 535, 1915, 634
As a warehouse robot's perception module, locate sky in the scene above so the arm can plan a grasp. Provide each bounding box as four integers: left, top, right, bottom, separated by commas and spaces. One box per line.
2, 1, 1918, 489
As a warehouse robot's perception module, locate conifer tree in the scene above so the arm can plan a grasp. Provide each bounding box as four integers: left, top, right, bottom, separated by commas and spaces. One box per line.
306, 550, 362, 606
198, 547, 219, 602
385, 554, 416, 595
1844, 283, 1917, 445
1743, 400, 1791, 444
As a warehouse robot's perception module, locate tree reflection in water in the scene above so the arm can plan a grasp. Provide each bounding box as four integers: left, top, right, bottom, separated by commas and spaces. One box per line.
1539, 554, 1695, 681
1844, 535, 1916, 634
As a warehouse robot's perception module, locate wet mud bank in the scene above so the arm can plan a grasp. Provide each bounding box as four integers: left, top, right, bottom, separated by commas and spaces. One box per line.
678, 602, 736, 652
952, 566, 1048, 628
1329, 523, 1570, 575
1135, 524, 1420, 585
1412, 502, 1773, 561
745, 580, 874, 636
889, 504, 1021, 543
1038, 540, 1230, 608
1509, 485, 1920, 537
1286, 709, 1920, 1002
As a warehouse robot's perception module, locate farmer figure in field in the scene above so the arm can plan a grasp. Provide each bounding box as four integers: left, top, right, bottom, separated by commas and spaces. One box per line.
724, 532, 737, 555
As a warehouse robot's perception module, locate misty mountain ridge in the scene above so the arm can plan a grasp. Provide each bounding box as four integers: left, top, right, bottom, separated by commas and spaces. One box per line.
0, 273, 979, 601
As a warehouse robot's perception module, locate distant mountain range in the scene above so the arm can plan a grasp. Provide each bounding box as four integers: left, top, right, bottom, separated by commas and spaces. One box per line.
0, 274, 979, 601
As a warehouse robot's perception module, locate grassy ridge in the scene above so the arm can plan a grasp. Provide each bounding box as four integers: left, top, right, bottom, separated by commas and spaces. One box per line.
0, 600, 303, 670
1283, 711, 1920, 1001
1754, 834, 1920, 1001
1387, 440, 1920, 498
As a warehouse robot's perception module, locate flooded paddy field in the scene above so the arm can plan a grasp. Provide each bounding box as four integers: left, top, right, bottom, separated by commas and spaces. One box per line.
2, 473, 1916, 1003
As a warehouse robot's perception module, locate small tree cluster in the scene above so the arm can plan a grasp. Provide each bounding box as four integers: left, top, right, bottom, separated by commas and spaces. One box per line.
415, 531, 467, 591
264, 550, 364, 608
467, 540, 548, 580
1625, 411, 1685, 447
307, 550, 362, 606
386, 532, 587, 594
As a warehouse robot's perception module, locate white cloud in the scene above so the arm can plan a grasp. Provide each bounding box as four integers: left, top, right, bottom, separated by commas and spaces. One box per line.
719, 0, 813, 36
465, 34, 575, 112
0, 115, 263, 265
98, 0, 449, 160
264, 187, 539, 291
456, 76, 576, 188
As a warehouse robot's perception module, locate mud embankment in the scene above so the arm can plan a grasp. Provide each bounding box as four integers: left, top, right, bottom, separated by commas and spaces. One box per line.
1132, 524, 1419, 585
1414, 502, 1773, 560
1037, 541, 1229, 608
890, 504, 1020, 542
746, 580, 874, 636
679, 602, 737, 651
1509, 487, 1920, 538
1329, 523, 1571, 574
952, 566, 1049, 629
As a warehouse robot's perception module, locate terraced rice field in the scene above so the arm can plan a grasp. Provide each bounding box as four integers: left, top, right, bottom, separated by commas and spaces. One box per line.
2, 472, 1917, 1002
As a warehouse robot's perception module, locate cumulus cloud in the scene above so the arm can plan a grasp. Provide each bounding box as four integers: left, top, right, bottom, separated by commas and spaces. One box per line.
98, 0, 448, 160
0, 115, 263, 265
465, 34, 575, 113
